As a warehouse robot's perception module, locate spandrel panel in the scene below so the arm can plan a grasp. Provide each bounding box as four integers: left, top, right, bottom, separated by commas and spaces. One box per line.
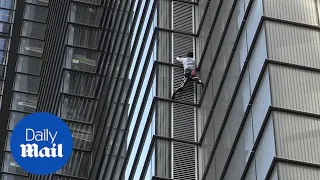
58, 95, 97, 123
14, 73, 40, 94
0, 9, 14, 23
16, 55, 42, 75
8, 111, 27, 130
21, 20, 46, 40
273, 111, 320, 165
67, 24, 101, 49
0, 50, 8, 65
69, 2, 102, 26
62, 70, 98, 97
2, 152, 28, 176
24, 4, 48, 22
67, 122, 93, 150
0, 22, 11, 36
19, 38, 44, 57
64, 47, 99, 73
11, 92, 38, 113
0, 36, 9, 51
56, 151, 91, 178
0, 0, 14, 9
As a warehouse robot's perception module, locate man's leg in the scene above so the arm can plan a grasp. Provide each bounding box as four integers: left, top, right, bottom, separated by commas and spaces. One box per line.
191, 76, 205, 88
171, 76, 188, 99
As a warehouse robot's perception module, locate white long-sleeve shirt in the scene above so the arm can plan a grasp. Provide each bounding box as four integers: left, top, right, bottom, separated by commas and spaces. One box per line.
176, 57, 196, 71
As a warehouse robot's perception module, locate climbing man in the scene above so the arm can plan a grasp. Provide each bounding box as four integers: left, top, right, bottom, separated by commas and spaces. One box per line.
171, 52, 204, 100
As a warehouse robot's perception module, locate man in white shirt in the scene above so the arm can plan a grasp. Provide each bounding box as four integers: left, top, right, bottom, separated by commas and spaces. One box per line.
171, 52, 204, 100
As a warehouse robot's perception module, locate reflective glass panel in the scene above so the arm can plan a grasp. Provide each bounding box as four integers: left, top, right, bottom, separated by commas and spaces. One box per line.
14, 73, 40, 94
19, 38, 44, 57
0, 50, 8, 64
24, 4, 48, 22
67, 24, 101, 48
0, 65, 6, 79
69, 3, 102, 26
8, 111, 27, 130
0, 22, 11, 35
11, 92, 38, 113
64, 47, 99, 72
0, 36, 9, 50
16, 55, 42, 75
21, 20, 46, 40
0, 9, 13, 22
0, 0, 14, 9
2, 153, 28, 175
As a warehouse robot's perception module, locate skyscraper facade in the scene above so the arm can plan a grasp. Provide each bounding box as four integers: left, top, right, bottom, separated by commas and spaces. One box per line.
0, 0, 49, 179
115, 0, 320, 179
1, 0, 320, 180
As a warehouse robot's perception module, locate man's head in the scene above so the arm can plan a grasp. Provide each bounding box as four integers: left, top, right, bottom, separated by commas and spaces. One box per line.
186, 52, 193, 58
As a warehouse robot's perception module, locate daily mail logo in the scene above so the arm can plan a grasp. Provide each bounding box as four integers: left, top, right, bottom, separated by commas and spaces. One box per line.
10, 113, 73, 175
21, 129, 63, 158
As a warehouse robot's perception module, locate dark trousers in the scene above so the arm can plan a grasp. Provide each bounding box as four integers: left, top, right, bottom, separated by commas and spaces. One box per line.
172, 70, 204, 99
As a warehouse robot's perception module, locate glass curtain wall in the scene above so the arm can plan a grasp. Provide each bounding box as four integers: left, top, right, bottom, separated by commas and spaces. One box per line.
1, 0, 48, 180
53, 0, 102, 179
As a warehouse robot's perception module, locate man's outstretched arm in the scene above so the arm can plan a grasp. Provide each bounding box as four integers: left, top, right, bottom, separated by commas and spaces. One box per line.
176, 57, 185, 62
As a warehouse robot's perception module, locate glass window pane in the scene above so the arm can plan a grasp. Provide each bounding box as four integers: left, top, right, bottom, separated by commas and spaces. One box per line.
16, 55, 42, 75
55, 151, 91, 177
67, 24, 101, 48
1, 174, 28, 180
0, 36, 9, 50
67, 122, 92, 150
14, 74, 40, 93
0, 0, 15, 9
19, 38, 44, 57
23, 4, 48, 22
5, 131, 10, 151
0, 65, 6, 79
69, 3, 102, 26
11, 92, 38, 113
0, 81, 3, 94
26, 0, 49, 6
0, 51, 7, 64
58, 95, 96, 123
0, 9, 14, 22
64, 47, 99, 72
21, 20, 46, 39
62, 71, 98, 97
0, 22, 11, 35
2, 153, 28, 175
8, 111, 27, 130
